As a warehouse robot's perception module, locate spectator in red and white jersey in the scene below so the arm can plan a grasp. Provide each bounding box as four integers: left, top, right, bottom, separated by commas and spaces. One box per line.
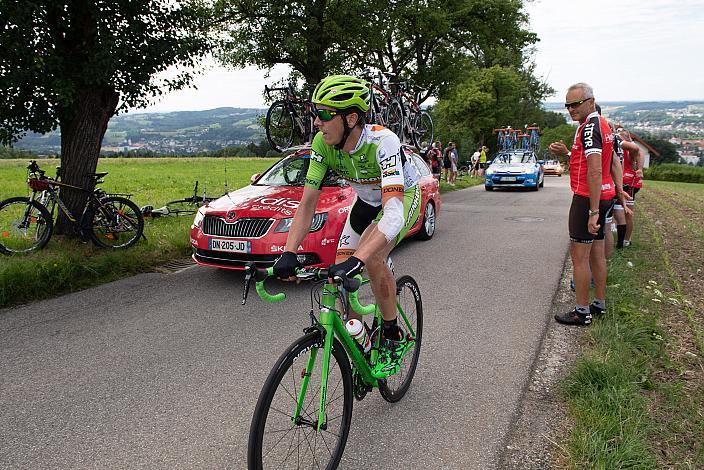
619, 128, 644, 247
548, 83, 628, 326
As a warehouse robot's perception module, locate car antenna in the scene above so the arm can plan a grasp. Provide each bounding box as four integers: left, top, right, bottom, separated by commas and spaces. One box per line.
224, 160, 235, 203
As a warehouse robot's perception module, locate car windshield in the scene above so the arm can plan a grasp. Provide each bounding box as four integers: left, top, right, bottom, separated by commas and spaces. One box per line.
255, 154, 344, 187
495, 152, 535, 164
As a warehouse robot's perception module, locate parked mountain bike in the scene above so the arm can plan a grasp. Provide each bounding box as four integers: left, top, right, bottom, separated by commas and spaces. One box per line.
141, 181, 218, 218
0, 161, 144, 255
383, 73, 434, 148
243, 263, 423, 469
264, 84, 316, 152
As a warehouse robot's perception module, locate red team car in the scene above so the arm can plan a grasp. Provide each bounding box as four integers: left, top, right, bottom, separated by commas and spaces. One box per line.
190, 145, 441, 270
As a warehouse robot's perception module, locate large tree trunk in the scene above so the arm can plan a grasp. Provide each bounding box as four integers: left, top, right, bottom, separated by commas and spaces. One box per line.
56, 87, 119, 235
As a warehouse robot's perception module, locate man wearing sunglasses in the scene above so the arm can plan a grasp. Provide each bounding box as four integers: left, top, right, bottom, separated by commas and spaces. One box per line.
549, 83, 619, 326
272, 74, 421, 373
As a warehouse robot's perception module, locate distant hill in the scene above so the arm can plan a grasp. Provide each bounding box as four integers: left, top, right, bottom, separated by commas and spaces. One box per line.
14, 107, 267, 155
543, 101, 704, 138
543, 100, 704, 111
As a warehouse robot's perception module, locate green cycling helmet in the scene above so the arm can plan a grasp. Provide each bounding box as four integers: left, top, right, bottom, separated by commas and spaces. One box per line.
312, 75, 370, 112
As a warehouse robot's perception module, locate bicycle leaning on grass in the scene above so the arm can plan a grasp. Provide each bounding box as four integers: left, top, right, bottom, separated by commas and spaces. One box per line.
0, 161, 144, 255
141, 181, 218, 218
242, 262, 423, 469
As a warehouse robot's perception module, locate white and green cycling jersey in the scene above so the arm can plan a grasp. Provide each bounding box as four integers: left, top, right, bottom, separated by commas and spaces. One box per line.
305, 125, 421, 206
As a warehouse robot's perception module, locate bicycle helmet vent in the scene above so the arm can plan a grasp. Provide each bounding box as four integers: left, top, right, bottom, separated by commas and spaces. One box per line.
312, 75, 370, 112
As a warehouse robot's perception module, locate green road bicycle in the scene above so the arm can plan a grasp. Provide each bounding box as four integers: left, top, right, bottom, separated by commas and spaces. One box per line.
242, 264, 423, 469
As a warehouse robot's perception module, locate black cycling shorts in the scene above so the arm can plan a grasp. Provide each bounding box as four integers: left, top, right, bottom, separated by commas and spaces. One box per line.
569, 194, 614, 244
623, 185, 640, 206
349, 197, 382, 235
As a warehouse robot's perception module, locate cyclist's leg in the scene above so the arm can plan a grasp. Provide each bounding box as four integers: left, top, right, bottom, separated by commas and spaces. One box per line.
364, 185, 421, 323
335, 197, 382, 319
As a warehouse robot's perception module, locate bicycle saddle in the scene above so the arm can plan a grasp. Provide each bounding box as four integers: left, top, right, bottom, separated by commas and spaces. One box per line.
91, 172, 109, 179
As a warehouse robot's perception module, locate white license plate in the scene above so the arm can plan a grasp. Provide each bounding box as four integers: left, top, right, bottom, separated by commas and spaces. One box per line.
208, 238, 250, 253
501, 176, 517, 182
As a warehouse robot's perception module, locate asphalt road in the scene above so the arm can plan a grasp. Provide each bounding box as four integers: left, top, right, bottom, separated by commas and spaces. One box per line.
0, 176, 572, 469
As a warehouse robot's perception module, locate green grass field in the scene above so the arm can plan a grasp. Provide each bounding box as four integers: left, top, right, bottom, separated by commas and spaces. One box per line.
0, 158, 481, 308
562, 180, 704, 468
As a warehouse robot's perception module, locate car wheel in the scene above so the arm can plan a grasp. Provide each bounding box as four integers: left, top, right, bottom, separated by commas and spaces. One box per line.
485, 185, 493, 191
415, 201, 436, 241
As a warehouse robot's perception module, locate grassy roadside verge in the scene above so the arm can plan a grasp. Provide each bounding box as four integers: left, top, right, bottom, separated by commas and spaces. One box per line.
0, 158, 276, 308
1, 159, 481, 309
561, 181, 704, 468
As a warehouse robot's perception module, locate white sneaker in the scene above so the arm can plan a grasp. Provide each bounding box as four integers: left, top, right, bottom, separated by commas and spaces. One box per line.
623, 240, 631, 247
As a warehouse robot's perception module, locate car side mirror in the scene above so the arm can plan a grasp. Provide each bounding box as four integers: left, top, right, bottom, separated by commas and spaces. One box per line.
538, 160, 545, 165
250, 173, 261, 184
486, 160, 492, 165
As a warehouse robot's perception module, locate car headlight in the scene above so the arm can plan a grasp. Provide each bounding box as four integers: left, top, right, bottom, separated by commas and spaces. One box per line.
193, 207, 206, 228
486, 167, 495, 175
275, 212, 328, 233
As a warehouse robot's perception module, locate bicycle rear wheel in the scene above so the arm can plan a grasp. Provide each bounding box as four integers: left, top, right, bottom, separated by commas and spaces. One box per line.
89, 196, 144, 249
248, 330, 353, 470
0, 197, 53, 255
379, 275, 423, 402
412, 111, 434, 149
384, 101, 404, 142
265, 100, 295, 152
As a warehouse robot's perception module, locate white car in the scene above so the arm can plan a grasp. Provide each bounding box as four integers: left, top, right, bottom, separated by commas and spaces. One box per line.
485, 150, 545, 191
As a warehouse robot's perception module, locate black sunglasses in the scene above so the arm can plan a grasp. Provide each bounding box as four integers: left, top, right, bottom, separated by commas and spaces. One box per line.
314, 108, 342, 122
564, 97, 593, 109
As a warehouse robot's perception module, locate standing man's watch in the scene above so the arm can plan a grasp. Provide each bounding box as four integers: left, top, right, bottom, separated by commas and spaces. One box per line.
588, 209, 599, 217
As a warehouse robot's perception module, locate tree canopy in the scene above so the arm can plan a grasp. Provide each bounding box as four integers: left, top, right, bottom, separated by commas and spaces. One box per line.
0, 0, 213, 145
431, 65, 556, 152
0, 0, 213, 233
641, 135, 680, 165
215, 0, 540, 103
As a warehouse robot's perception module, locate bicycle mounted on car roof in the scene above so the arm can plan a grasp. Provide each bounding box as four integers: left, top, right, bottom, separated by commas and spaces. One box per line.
0, 161, 144, 255
382, 72, 434, 148
264, 83, 318, 152
263, 72, 434, 153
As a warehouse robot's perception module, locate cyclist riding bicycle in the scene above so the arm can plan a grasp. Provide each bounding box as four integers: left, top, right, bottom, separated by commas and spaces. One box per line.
272, 74, 421, 373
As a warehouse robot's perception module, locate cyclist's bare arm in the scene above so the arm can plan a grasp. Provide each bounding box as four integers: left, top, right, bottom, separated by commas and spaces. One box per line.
284, 186, 321, 253
622, 140, 644, 178
611, 150, 633, 215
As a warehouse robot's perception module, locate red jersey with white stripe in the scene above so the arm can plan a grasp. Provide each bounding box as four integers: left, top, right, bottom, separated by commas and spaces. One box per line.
569, 112, 615, 200
622, 148, 643, 188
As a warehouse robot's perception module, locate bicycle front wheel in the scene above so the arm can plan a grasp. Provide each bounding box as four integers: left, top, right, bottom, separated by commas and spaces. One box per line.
164, 198, 201, 216
248, 330, 353, 470
89, 196, 144, 249
265, 100, 295, 152
379, 275, 423, 402
0, 197, 53, 255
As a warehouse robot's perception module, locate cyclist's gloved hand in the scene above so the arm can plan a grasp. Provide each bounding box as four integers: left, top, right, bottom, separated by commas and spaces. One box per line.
273, 251, 301, 279
329, 256, 365, 280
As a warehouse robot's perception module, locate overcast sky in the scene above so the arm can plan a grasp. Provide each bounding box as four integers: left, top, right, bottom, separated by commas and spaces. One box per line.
134, 0, 704, 113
